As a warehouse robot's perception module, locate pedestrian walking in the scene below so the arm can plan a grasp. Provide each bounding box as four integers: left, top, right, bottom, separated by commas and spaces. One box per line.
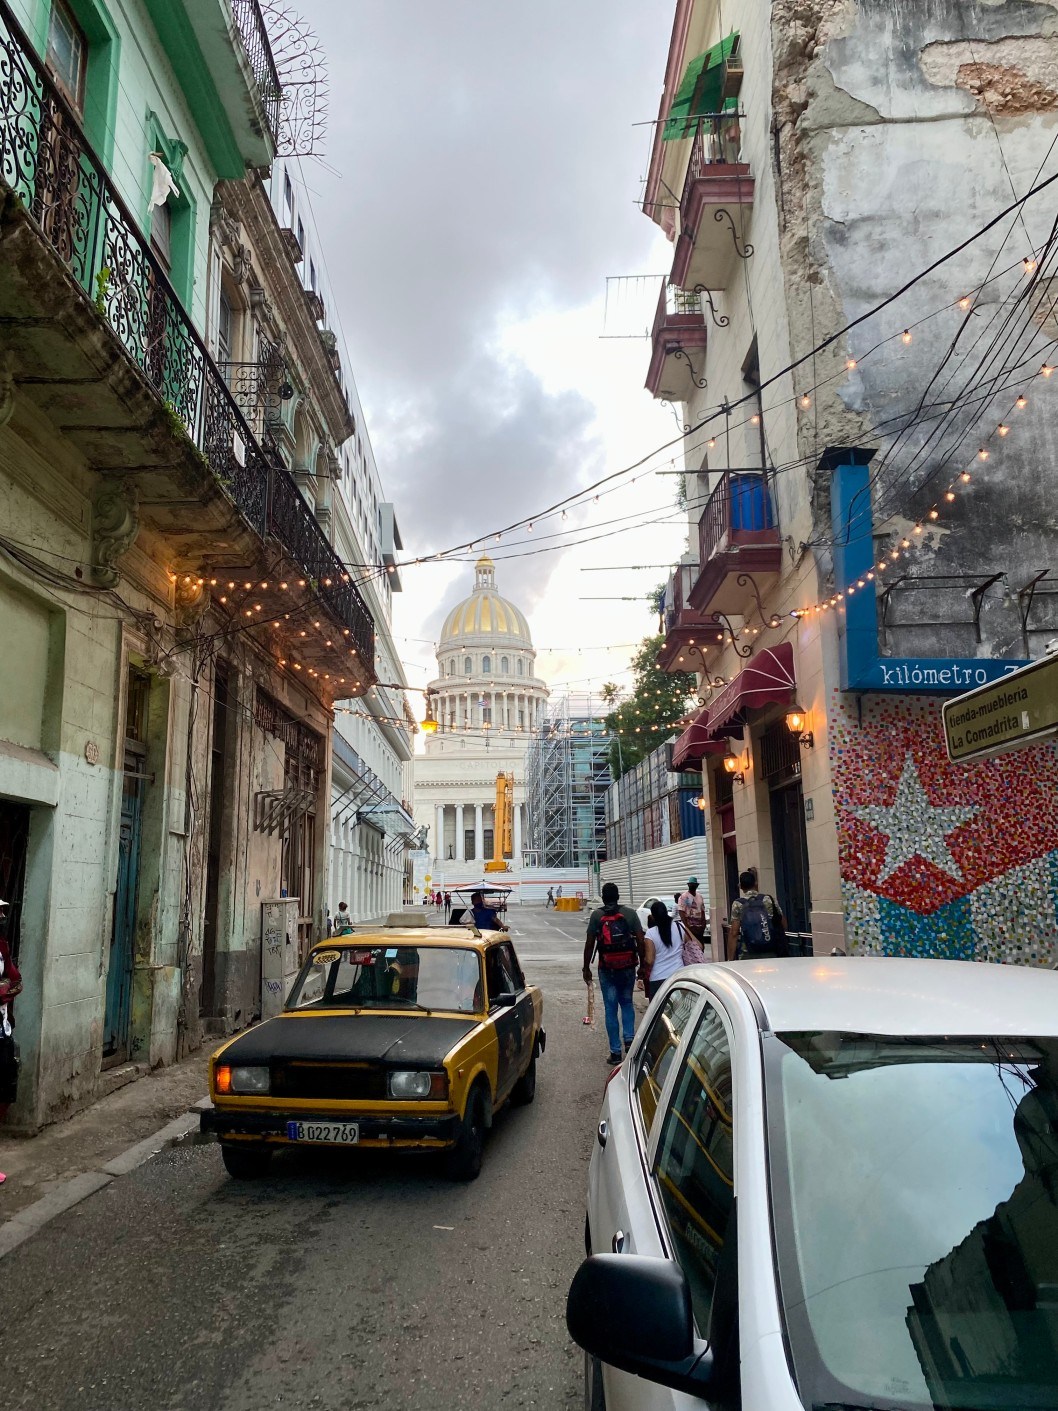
643, 900, 689, 1001
545, 887, 555, 908
727, 870, 789, 960
443, 890, 451, 921
582, 882, 647, 1065
333, 902, 353, 936
434, 890, 443, 913
556, 886, 563, 901
0, 900, 23, 1182
677, 876, 707, 946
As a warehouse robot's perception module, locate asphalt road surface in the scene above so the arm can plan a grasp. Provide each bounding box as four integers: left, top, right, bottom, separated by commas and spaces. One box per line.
0, 907, 627, 1411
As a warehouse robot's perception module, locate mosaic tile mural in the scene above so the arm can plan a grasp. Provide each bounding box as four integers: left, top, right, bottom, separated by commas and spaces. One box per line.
829, 691, 1058, 964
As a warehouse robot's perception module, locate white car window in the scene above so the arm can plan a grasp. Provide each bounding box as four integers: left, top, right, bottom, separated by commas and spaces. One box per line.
652, 1001, 735, 1334
632, 986, 700, 1138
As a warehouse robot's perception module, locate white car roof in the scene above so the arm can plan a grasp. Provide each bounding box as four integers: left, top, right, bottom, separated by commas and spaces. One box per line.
702, 957, 1058, 1037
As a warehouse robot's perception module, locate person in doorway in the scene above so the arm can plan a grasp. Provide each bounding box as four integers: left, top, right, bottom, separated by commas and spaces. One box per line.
583, 883, 648, 1065
469, 891, 508, 933
545, 887, 555, 908
678, 877, 707, 946
333, 901, 353, 936
727, 870, 788, 960
644, 900, 688, 1001
0, 900, 22, 1183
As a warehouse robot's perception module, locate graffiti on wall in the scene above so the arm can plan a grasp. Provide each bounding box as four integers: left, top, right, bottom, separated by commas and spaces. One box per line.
830, 691, 1058, 964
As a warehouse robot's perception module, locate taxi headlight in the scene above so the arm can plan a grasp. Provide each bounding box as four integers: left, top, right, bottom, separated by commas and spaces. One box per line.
388, 1071, 433, 1099
230, 1065, 270, 1095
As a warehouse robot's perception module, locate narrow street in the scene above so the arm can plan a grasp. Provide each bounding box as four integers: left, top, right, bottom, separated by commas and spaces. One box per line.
0, 909, 616, 1411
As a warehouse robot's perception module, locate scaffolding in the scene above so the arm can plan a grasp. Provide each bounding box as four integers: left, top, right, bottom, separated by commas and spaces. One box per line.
524, 694, 611, 868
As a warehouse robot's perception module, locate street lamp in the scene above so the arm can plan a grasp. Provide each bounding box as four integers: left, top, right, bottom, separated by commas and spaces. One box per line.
420, 690, 438, 734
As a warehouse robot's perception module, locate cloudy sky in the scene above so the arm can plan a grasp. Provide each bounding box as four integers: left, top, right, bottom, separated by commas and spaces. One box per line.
293, 0, 688, 697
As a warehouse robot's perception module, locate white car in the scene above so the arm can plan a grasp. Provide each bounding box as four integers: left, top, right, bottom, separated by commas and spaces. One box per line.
567, 956, 1058, 1410
634, 896, 676, 932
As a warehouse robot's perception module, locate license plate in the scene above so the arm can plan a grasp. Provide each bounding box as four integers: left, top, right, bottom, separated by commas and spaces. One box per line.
286, 1120, 360, 1145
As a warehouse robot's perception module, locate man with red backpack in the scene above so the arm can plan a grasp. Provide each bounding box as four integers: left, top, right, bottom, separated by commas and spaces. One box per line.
583, 882, 648, 1065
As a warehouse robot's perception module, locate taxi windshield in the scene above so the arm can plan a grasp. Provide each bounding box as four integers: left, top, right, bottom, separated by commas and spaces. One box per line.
286, 945, 483, 1015
765, 1031, 1058, 1411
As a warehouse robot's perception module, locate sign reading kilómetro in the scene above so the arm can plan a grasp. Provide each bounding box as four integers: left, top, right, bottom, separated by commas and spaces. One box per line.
943, 654, 1058, 763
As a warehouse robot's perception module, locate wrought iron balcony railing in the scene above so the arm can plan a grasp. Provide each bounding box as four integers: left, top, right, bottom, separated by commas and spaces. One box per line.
699, 470, 776, 565
683, 111, 746, 197
230, 0, 282, 150
0, 0, 373, 670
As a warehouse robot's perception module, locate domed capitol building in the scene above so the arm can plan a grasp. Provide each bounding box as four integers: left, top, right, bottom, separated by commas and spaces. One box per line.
412, 556, 550, 884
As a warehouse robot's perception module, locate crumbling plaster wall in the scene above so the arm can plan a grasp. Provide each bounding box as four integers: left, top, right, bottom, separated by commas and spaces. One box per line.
773, 0, 1058, 657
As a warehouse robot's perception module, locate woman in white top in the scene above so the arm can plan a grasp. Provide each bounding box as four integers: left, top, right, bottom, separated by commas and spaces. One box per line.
644, 900, 687, 1001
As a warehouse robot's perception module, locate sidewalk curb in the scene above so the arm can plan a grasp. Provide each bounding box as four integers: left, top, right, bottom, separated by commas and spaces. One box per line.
0, 1095, 208, 1260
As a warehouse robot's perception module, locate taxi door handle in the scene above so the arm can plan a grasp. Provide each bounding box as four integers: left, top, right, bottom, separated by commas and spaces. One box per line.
597, 1120, 608, 1148
611, 1230, 626, 1254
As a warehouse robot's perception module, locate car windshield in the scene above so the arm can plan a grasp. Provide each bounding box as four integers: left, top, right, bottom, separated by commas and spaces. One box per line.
286, 945, 483, 1015
765, 1031, 1058, 1411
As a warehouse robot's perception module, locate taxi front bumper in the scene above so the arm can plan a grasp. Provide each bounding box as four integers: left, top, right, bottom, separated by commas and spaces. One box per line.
200, 1106, 462, 1149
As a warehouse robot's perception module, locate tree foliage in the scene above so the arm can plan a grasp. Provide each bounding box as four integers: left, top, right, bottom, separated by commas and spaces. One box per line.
603, 635, 696, 780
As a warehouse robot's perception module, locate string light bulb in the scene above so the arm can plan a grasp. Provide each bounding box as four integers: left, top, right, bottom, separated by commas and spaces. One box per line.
1042, 364, 1054, 378
977, 447, 990, 461
800, 393, 812, 409
901, 330, 913, 345
845, 357, 858, 370
997, 423, 1010, 437
958, 296, 972, 310
1017, 395, 1028, 409
1024, 257, 1038, 274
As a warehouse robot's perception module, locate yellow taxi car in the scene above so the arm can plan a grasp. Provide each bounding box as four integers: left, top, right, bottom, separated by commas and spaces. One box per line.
200, 915, 545, 1182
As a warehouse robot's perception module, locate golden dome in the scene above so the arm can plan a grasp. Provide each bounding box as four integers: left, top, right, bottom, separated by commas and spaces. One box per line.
439, 558, 533, 646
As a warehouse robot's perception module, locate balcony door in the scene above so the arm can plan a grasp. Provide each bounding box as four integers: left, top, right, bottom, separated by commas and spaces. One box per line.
36, 0, 87, 265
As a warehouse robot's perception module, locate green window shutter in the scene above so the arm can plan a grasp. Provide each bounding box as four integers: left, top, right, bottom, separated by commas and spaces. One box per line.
662, 33, 740, 141
662, 49, 710, 142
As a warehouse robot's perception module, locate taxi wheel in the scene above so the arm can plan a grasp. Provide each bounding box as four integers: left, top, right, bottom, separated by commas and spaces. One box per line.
221, 1144, 273, 1180
510, 1049, 537, 1106
446, 1086, 486, 1181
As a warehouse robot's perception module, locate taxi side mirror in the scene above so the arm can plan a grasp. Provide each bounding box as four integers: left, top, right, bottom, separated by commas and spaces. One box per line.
492, 992, 517, 1009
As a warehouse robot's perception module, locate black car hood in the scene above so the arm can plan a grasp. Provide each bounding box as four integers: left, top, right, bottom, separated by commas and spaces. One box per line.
220, 1013, 480, 1067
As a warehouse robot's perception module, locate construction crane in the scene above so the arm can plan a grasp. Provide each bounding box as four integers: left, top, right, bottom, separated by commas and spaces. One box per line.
484, 771, 515, 873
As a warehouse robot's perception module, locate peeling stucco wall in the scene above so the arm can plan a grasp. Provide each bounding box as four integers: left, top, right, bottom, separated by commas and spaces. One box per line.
772, 0, 1058, 658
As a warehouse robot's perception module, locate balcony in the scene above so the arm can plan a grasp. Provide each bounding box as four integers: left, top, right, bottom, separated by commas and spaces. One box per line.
687, 471, 781, 616
656, 561, 717, 673
670, 113, 754, 292
143, 0, 281, 173
0, 2, 374, 696
645, 280, 708, 402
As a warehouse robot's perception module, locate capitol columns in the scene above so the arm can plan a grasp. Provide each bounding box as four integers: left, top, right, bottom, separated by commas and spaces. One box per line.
455, 804, 465, 862
474, 804, 484, 862
435, 805, 445, 861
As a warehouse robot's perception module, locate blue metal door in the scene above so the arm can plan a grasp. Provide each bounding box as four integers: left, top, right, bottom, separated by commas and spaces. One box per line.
105, 669, 150, 1062
104, 750, 143, 1060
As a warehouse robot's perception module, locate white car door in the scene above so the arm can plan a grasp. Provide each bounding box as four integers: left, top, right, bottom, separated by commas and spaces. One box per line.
587, 984, 705, 1410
